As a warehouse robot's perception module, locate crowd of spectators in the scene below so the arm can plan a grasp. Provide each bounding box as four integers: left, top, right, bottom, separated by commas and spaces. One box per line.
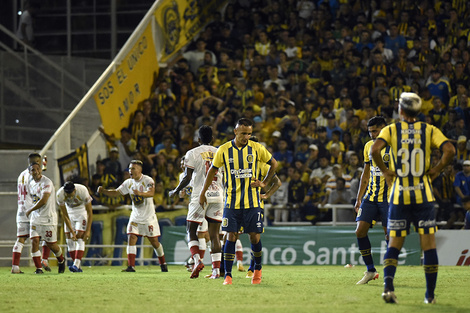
93, 0, 470, 227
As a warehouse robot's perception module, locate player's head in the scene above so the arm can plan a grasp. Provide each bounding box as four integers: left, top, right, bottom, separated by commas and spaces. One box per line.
367, 116, 387, 140
198, 125, 213, 145
129, 160, 143, 179
398, 92, 422, 118
28, 152, 41, 165
28, 162, 42, 180
234, 118, 253, 146
63, 181, 76, 197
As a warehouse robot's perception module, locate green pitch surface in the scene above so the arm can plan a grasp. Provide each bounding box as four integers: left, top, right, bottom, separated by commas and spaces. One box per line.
2, 265, 469, 313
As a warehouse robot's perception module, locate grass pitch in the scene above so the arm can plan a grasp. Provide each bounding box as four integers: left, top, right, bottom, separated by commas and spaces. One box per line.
2, 265, 469, 313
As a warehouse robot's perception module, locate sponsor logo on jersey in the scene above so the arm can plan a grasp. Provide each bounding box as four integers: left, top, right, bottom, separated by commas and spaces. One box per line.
231, 168, 253, 179
398, 183, 424, 191
418, 219, 436, 228
388, 219, 407, 230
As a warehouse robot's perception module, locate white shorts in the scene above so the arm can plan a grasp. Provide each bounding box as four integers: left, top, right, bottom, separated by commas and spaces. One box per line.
64, 212, 88, 233
187, 201, 223, 224
30, 224, 57, 243
127, 219, 161, 238
17, 222, 30, 237
197, 219, 208, 232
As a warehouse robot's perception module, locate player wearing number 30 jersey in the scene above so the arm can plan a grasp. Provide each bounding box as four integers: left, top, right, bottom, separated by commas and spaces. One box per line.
372, 92, 455, 304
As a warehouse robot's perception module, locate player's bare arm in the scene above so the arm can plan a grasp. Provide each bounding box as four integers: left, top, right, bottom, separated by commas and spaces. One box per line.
84, 202, 93, 241
261, 175, 282, 200
354, 163, 371, 213
169, 167, 193, 198
252, 157, 279, 188
97, 186, 121, 197
426, 141, 455, 181
60, 204, 77, 241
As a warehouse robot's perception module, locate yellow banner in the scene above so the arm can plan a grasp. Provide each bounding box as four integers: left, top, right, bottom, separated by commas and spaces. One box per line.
93, 23, 158, 137
154, 0, 227, 62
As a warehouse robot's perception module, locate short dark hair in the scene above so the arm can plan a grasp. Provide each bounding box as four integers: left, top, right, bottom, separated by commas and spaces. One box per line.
236, 118, 253, 128
367, 116, 386, 128
64, 181, 75, 194
28, 153, 41, 164
198, 125, 213, 144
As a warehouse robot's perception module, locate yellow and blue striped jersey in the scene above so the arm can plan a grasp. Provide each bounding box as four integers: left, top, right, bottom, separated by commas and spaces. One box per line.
377, 121, 449, 205
363, 140, 391, 203
212, 140, 273, 209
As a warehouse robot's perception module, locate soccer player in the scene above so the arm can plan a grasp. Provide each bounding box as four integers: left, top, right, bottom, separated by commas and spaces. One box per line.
169, 125, 224, 279
354, 116, 391, 284
199, 118, 278, 285
56, 181, 93, 272
26, 162, 69, 274
97, 160, 168, 272
12, 153, 42, 273
371, 92, 455, 304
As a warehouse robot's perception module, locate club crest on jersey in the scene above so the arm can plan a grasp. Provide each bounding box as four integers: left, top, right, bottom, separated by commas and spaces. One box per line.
246, 154, 254, 163
383, 153, 390, 163
222, 218, 228, 227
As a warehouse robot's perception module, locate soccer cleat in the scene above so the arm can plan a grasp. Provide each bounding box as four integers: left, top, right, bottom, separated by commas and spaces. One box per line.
185, 257, 194, 272
58, 259, 66, 274
69, 265, 83, 273
246, 270, 254, 278
237, 261, 245, 272
35, 268, 44, 274
223, 275, 232, 285
251, 269, 262, 285
160, 264, 168, 272
204, 273, 220, 279
41, 260, 51, 272
190, 260, 204, 279
382, 291, 398, 304
11, 269, 24, 274
122, 266, 136, 272
356, 271, 379, 285
205, 269, 220, 279
424, 297, 436, 304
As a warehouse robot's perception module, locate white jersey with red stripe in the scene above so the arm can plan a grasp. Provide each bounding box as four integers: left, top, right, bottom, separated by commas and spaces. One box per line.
17, 168, 33, 223
27, 174, 57, 226
56, 183, 92, 216
184, 144, 223, 204
117, 174, 156, 223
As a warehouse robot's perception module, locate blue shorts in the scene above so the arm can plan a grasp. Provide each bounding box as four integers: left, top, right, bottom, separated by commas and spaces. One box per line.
387, 202, 437, 237
356, 199, 389, 226
222, 206, 264, 234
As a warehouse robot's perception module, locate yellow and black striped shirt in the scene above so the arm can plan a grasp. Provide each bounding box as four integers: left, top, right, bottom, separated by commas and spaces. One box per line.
363, 140, 391, 203
377, 121, 449, 205
212, 140, 273, 209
